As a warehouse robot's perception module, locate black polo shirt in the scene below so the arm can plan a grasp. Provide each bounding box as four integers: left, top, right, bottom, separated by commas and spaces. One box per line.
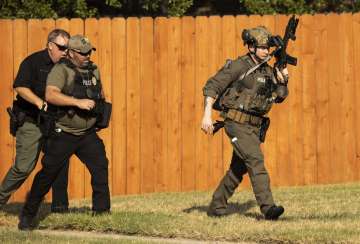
13, 49, 54, 118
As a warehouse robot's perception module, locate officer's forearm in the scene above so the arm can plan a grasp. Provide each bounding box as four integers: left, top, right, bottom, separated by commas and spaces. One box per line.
15, 87, 44, 109
204, 96, 215, 118
46, 86, 78, 107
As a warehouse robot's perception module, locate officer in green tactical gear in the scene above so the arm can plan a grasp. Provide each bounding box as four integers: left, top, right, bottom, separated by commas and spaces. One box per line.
202, 26, 289, 220
19, 35, 110, 230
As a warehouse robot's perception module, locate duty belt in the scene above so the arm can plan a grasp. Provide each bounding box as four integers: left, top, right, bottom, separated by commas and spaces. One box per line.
24, 115, 37, 124
222, 109, 263, 126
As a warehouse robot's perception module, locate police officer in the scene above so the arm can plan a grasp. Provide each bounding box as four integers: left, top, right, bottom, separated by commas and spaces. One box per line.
0, 29, 70, 213
202, 26, 289, 220
18, 35, 111, 230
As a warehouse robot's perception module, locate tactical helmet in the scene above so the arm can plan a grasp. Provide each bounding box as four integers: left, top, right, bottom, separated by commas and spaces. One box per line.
242, 26, 272, 47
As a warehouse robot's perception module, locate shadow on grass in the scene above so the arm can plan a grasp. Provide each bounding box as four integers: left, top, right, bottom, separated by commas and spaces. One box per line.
182, 200, 256, 217
1, 202, 52, 228
2, 202, 92, 214
1, 202, 93, 229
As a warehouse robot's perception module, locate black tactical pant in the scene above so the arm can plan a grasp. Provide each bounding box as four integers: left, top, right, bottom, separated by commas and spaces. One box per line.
224, 119, 275, 214
21, 130, 110, 217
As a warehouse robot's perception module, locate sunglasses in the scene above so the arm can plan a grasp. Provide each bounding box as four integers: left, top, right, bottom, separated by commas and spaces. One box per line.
74, 50, 92, 56
51, 42, 68, 51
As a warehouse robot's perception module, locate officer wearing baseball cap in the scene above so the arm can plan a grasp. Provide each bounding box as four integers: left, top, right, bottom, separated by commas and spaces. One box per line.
19, 34, 111, 230
68, 34, 96, 54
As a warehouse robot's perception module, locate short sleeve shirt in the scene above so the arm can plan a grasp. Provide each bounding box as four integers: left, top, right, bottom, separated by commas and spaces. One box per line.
13, 49, 54, 117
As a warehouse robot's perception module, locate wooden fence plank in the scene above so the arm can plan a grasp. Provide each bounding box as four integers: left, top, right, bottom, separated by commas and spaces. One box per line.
235, 15, 249, 57
111, 17, 127, 195
167, 17, 182, 192
207, 15, 223, 189
195, 16, 209, 190
341, 14, 356, 182
353, 13, 360, 181
139, 17, 155, 193
69, 18, 84, 36
13, 20, 28, 78
301, 15, 318, 185
11, 19, 28, 202
126, 17, 141, 194
55, 18, 70, 31
180, 17, 196, 191
0, 20, 14, 201
314, 14, 330, 184
327, 14, 345, 183
154, 17, 168, 192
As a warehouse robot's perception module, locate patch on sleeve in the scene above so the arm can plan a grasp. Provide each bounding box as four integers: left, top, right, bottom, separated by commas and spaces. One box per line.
223, 59, 232, 69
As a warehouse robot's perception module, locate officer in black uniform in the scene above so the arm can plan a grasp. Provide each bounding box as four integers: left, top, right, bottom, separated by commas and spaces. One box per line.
18, 34, 111, 230
0, 29, 70, 213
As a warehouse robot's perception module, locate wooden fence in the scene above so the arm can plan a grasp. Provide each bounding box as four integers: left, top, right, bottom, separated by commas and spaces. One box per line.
0, 13, 359, 202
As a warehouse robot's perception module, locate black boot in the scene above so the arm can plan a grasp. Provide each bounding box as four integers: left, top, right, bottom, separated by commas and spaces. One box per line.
264, 205, 284, 220
18, 192, 43, 230
18, 213, 36, 230
207, 170, 241, 217
51, 205, 69, 214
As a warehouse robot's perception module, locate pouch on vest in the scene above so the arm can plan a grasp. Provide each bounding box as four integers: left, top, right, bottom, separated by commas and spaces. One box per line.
37, 110, 56, 137
259, 117, 270, 143
95, 101, 112, 129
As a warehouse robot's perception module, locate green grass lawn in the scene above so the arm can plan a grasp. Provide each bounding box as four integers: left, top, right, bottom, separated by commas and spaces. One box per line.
1, 183, 360, 243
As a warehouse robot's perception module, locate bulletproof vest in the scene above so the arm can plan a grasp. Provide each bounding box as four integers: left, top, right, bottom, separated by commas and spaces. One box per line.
220, 55, 277, 116
58, 58, 102, 117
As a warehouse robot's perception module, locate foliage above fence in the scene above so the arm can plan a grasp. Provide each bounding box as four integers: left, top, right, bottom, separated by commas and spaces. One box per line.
1, 0, 360, 18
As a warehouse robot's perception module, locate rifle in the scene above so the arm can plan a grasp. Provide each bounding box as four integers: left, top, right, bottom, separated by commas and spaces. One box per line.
271, 15, 299, 71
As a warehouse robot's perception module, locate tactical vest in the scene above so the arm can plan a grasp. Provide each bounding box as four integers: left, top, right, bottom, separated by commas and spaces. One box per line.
57, 58, 102, 118
219, 55, 278, 116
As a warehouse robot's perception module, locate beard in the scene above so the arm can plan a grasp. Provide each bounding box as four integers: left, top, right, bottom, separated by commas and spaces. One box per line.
80, 60, 89, 68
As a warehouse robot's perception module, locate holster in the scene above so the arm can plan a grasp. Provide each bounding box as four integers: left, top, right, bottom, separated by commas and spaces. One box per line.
7, 106, 26, 137
95, 101, 112, 129
259, 117, 270, 143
